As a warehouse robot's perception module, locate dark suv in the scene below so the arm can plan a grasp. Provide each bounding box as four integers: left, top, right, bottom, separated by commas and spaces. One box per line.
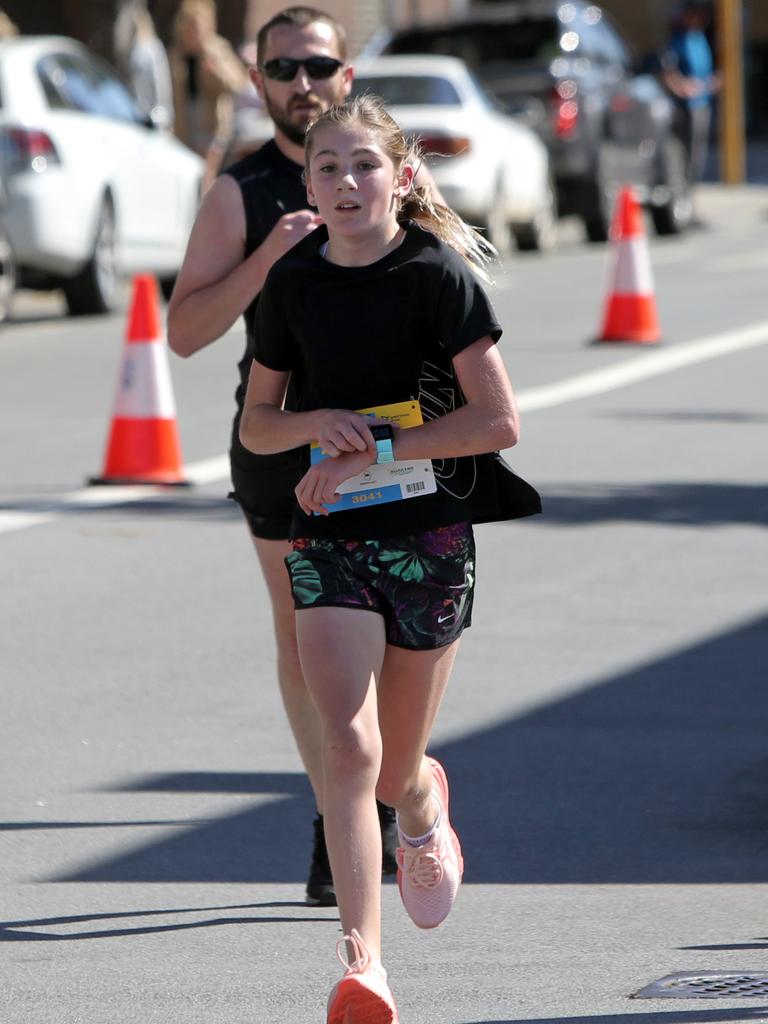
366, 0, 691, 241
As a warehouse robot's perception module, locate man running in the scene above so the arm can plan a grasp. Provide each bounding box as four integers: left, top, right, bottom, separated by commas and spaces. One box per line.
168, 6, 404, 906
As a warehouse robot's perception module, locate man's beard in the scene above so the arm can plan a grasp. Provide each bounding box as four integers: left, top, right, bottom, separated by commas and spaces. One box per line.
263, 92, 325, 147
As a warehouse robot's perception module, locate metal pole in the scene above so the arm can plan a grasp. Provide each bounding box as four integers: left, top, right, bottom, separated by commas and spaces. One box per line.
715, 0, 746, 184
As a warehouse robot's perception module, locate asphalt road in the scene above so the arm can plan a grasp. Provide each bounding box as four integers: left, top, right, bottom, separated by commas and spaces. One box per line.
2, 186, 768, 1024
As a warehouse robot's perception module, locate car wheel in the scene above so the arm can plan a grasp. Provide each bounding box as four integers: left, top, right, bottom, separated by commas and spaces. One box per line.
650, 136, 693, 236
580, 155, 612, 244
63, 198, 119, 316
484, 184, 513, 257
514, 174, 558, 252
0, 218, 16, 325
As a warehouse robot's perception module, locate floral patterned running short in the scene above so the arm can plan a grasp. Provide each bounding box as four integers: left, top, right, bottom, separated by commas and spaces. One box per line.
285, 521, 475, 650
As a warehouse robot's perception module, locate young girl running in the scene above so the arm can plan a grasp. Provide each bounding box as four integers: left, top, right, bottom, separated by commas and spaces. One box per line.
240, 94, 537, 1023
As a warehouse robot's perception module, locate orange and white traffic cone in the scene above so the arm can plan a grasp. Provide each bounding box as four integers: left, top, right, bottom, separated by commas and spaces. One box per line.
91, 274, 189, 485
596, 185, 661, 344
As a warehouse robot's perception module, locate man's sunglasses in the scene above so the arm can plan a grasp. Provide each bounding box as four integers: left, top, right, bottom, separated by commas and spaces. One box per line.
260, 56, 344, 82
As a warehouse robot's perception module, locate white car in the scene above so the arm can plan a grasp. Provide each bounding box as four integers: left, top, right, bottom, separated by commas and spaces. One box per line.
0, 172, 16, 324
0, 36, 203, 315
352, 55, 557, 254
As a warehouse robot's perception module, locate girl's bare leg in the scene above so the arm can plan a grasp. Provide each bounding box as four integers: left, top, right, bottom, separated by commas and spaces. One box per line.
375, 639, 461, 833
295, 606, 387, 959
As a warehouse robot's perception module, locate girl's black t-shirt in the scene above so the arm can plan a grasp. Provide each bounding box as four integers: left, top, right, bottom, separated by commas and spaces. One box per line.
253, 221, 514, 540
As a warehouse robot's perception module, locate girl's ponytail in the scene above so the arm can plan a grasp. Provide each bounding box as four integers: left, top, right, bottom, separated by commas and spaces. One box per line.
398, 150, 496, 282
305, 95, 497, 281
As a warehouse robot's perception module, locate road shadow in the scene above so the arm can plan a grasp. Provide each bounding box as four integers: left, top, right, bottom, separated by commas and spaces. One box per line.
605, 410, 768, 425
5, 311, 67, 326
4, 480, 763, 528
0, 900, 336, 943
680, 940, 768, 952
521, 482, 768, 527
46, 771, 319, 884
0, 493, 238, 523
462, 1013, 768, 1024
448, 612, 768, 885
34, 612, 768, 886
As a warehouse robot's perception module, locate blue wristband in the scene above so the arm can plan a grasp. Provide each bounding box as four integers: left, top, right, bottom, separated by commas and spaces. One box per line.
371, 424, 395, 463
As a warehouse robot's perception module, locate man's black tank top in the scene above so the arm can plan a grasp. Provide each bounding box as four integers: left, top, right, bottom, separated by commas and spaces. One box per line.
224, 140, 308, 470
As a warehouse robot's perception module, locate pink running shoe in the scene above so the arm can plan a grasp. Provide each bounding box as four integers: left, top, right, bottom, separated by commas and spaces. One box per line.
396, 757, 464, 929
326, 929, 399, 1024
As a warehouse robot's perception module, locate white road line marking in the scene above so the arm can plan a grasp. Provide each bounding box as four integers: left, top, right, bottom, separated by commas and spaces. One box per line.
0, 460, 231, 536
516, 321, 768, 413
3, 322, 768, 536
0, 511, 55, 532
183, 454, 231, 485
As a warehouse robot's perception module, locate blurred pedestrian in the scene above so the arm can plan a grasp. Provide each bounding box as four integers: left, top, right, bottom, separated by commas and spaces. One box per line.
0, 9, 18, 38
169, 0, 247, 190
226, 41, 271, 163
661, 0, 721, 214
114, 0, 174, 127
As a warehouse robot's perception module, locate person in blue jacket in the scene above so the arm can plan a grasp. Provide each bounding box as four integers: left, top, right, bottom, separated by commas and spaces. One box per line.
662, 1, 721, 202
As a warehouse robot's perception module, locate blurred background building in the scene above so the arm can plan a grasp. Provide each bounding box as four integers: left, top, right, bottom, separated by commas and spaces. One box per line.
2, 0, 766, 138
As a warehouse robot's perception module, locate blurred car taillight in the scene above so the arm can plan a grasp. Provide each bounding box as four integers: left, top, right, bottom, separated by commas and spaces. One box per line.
2, 127, 61, 173
552, 82, 579, 138
418, 135, 471, 158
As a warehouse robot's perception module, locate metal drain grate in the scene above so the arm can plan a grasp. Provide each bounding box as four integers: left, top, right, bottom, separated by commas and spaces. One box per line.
633, 971, 768, 999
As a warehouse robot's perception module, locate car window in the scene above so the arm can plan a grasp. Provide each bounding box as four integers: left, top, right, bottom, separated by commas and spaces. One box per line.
352, 74, 461, 106
38, 57, 76, 110
465, 70, 503, 113
37, 52, 141, 124
385, 18, 560, 65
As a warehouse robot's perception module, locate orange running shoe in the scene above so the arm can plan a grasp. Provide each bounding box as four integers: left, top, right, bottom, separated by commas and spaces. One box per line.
396, 757, 464, 929
326, 929, 399, 1024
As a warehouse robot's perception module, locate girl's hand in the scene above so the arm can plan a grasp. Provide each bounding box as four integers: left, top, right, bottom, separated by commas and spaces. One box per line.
296, 447, 375, 516
315, 410, 379, 458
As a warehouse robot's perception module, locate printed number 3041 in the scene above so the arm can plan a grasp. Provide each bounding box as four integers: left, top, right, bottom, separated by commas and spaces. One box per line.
351, 491, 383, 505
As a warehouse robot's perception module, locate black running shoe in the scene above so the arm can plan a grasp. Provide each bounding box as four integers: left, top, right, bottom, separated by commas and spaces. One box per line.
306, 814, 336, 907
377, 801, 398, 876
306, 805, 399, 905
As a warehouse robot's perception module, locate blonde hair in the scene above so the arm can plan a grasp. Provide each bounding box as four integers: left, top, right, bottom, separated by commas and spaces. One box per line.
304, 95, 495, 280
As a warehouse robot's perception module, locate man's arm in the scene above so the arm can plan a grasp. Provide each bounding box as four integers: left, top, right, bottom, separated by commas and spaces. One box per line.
167, 175, 259, 355
167, 174, 322, 357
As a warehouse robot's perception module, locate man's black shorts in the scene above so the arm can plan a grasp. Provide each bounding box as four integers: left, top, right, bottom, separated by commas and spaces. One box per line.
229, 450, 301, 541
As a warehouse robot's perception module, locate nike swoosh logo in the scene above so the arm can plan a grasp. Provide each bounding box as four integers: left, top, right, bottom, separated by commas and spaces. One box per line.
437, 613, 454, 624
